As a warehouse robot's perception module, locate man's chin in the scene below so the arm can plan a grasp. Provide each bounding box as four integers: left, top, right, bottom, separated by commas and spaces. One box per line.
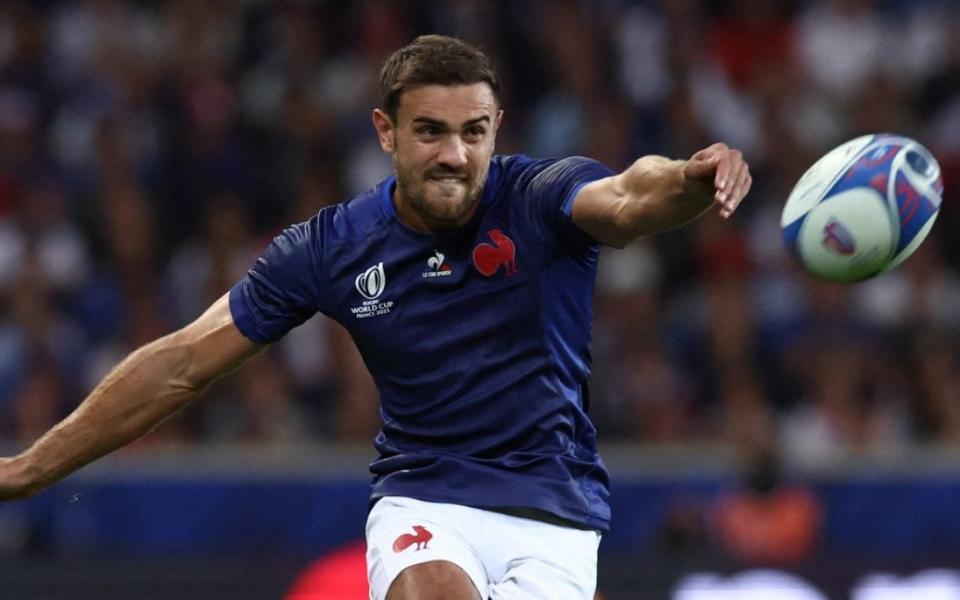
420, 194, 478, 226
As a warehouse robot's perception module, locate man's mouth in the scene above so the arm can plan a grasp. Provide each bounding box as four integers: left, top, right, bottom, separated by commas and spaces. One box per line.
428, 173, 468, 184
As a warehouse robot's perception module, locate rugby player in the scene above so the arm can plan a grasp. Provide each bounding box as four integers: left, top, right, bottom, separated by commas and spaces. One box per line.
0, 35, 750, 599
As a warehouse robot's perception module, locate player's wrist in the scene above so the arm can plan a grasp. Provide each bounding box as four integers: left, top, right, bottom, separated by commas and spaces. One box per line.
622, 156, 685, 197
0, 456, 45, 500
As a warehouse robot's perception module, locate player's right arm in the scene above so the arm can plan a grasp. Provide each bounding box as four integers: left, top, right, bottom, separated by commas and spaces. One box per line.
571, 143, 751, 247
0, 293, 261, 500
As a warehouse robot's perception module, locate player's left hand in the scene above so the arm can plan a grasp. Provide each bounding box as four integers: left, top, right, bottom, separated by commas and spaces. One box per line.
683, 143, 751, 219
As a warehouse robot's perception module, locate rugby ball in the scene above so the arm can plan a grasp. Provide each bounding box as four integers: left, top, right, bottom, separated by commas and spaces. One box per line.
781, 133, 943, 283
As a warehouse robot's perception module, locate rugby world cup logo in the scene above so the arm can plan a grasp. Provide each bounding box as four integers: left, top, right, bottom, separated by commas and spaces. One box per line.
355, 262, 385, 299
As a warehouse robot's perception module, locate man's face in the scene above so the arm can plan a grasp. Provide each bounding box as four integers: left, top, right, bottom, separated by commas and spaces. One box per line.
373, 83, 502, 231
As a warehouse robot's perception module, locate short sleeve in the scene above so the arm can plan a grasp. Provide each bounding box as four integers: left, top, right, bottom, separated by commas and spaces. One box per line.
524, 156, 614, 245
229, 216, 326, 344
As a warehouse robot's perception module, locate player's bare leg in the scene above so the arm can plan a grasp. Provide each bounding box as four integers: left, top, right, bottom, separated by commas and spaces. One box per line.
386, 560, 482, 600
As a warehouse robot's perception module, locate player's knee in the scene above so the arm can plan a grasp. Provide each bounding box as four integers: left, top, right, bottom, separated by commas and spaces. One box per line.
386, 560, 482, 600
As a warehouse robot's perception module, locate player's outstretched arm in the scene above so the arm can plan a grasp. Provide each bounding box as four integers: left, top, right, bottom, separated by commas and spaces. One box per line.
571, 142, 751, 247
0, 293, 261, 500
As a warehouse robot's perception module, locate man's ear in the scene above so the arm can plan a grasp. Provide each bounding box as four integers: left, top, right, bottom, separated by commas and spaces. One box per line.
372, 109, 395, 153
490, 109, 504, 151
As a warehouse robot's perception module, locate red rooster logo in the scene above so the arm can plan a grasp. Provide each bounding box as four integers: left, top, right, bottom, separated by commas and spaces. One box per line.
392, 525, 433, 553
472, 229, 517, 276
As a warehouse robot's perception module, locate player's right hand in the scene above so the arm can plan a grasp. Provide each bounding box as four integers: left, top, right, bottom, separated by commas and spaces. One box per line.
683, 142, 751, 219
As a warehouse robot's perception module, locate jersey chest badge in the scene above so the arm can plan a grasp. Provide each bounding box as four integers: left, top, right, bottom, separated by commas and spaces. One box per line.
473, 229, 518, 277
351, 262, 394, 319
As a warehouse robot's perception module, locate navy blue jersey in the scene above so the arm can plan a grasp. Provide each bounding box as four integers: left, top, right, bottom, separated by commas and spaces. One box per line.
229, 154, 615, 531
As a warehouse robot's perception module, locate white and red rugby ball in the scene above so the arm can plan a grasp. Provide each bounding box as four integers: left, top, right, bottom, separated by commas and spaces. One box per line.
781, 133, 943, 283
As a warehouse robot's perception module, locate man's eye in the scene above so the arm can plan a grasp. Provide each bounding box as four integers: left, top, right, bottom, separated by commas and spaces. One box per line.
417, 126, 440, 136
465, 126, 485, 139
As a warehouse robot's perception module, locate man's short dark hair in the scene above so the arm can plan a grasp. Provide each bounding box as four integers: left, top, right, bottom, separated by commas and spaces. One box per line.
380, 35, 501, 121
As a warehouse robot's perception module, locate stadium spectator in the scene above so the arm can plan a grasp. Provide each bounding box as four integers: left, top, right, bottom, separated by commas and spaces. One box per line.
710, 442, 822, 565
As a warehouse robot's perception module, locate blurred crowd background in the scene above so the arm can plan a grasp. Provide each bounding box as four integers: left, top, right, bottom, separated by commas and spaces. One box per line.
0, 0, 958, 470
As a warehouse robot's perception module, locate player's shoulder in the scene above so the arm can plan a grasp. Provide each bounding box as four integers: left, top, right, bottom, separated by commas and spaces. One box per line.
492, 154, 612, 197
494, 154, 610, 181
313, 178, 394, 246
489, 154, 547, 200
493, 153, 547, 181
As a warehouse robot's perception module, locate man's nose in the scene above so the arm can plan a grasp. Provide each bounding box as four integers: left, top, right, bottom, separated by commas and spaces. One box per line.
436, 135, 468, 168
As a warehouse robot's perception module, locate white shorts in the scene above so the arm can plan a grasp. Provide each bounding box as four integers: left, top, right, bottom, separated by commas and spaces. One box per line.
365, 496, 601, 600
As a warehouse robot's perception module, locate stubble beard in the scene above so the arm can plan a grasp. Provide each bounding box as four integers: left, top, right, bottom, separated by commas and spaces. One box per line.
394, 156, 488, 228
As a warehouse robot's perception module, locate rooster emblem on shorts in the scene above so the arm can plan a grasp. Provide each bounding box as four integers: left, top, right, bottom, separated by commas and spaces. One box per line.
393, 525, 433, 553
472, 229, 517, 276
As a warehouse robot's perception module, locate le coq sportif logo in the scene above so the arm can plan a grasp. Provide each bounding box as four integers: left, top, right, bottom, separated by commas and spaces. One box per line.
427, 251, 445, 271
356, 262, 386, 299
